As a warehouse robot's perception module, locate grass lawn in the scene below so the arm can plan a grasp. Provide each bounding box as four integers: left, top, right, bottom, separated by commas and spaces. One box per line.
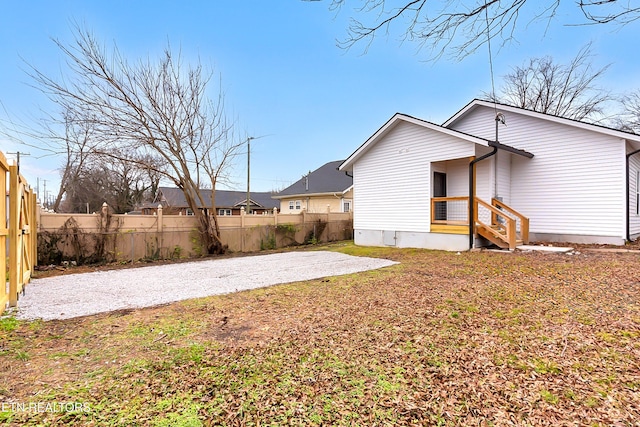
1, 243, 639, 426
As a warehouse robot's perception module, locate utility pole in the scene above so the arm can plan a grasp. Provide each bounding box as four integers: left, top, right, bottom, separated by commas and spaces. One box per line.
43, 179, 47, 209
246, 136, 254, 215
6, 151, 29, 175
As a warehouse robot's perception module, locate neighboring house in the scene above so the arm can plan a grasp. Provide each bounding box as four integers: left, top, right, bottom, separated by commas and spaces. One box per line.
147, 187, 279, 216
273, 160, 353, 214
339, 99, 640, 251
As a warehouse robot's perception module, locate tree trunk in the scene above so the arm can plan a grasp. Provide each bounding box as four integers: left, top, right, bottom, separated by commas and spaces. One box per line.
196, 209, 227, 255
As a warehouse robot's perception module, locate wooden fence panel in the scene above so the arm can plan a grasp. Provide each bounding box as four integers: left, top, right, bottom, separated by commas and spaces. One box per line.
38, 209, 353, 264
0, 152, 9, 313
1, 152, 37, 313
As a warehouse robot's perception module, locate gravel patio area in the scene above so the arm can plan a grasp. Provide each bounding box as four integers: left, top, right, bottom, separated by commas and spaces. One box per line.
15, 251, 398, 321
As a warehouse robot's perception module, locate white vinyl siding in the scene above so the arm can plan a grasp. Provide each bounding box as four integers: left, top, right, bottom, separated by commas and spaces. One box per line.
637, 170, 640, 215
473, 145, 494, 203
437, 158, 468, 197
451, 105, 625, 238
353, 121, 474, 232
495, 150, 512, 205
629, 153, 640, 237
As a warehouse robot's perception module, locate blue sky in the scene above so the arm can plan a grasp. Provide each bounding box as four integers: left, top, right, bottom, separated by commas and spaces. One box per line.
1, 1, 639, 200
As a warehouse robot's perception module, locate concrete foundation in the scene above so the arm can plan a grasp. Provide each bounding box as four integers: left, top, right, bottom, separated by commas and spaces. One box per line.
528, 232, 625, 246
354, 229, 470, 252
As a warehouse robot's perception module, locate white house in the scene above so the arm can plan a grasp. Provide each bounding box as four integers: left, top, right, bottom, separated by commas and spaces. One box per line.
339, 99, 640, 251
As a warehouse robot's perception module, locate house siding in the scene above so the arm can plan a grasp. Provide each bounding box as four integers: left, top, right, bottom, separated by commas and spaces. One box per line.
353, 121, 474, 233
450, 105, 625, 239
449, 159, 468, 197
496, 151, 512, 205
473, 146, 494, 203
278, 190, 353, 214
629, 149, 640, 238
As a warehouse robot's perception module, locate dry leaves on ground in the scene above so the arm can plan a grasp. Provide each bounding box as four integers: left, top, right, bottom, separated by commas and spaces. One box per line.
0, 244, 639, 426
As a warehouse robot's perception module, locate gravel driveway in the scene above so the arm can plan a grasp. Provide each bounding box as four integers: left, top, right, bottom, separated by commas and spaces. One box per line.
15, 251, 398, 321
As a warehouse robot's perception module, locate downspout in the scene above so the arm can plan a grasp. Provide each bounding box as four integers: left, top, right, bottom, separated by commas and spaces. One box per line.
468, 146, 498, 249
626, 147, 640, 241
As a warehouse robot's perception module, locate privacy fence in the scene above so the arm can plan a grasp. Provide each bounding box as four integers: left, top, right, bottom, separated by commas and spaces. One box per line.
38, 205, 353, 265
1, 151, 37, 315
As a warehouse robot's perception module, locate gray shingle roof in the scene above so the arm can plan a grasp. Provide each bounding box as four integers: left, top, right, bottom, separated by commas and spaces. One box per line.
156, 187, 279, 210
275, 160, 352, 197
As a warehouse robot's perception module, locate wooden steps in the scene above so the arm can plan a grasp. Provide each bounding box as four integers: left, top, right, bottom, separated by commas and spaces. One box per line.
476, 223, 523, 250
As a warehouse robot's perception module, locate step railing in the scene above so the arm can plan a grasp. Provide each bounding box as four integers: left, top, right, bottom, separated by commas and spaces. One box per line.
430, 196, 529, 250
474, 198, 529, 250
491, 198, 529, 244
430, 196, 468, 225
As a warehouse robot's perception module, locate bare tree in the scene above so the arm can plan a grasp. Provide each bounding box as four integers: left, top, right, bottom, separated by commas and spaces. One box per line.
28, 26, 243, 254
60, 152, 159, 214
329, 1, 640, 60
51, 110, 103, 211
0, 103, 105, 211
614, 90, 640, 134
484, 44, 612, 122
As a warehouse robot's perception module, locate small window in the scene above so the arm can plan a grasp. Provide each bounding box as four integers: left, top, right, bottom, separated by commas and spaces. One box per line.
295, 200, 301, 210
218, 209, 232, 216
186, 208, 194, 216
289, 201, 295, 210
343, 201, 351, 213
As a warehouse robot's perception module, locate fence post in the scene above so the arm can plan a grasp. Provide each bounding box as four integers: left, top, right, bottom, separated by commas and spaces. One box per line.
240, 207, 245, 252
30, 190, 37, 270
8, 164, 18, 307
0, 153, 7, 312
273, 207, 278, 226
157, 204, 163, 258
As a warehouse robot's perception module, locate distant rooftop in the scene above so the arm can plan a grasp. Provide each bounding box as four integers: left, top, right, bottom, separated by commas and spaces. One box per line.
275, 160, 352, 198
156, 187, 279, 210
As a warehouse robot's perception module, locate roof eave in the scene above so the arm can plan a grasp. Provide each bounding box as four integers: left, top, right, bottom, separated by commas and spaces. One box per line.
489, 140, 534, 158
445, 99, 640, 143
340, 113, 490, 171
273, 190, 350, 199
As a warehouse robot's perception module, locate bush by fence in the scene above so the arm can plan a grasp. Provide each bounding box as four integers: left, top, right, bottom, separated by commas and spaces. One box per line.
38, 204, 353, 265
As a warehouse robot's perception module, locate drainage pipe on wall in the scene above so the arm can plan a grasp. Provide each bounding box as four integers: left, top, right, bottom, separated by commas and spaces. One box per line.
468, 146, 498, 249
626, 148, 640, 242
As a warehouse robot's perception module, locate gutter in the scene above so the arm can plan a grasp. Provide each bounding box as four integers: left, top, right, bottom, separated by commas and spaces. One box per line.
468, 146, 498, 249
626, 147, 640, 241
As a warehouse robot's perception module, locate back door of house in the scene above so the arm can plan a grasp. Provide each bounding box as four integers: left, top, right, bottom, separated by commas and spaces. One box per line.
434, 172, 447, 220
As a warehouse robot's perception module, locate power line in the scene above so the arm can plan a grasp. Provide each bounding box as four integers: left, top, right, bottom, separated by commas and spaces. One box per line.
484, 1, 498, 115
